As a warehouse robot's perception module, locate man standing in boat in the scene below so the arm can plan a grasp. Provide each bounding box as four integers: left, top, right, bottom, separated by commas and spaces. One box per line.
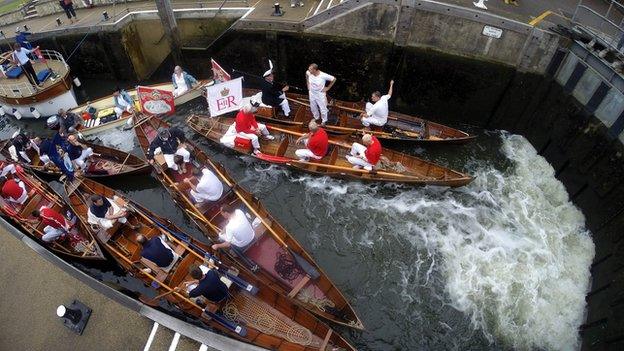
113, 87, 135, 118
361, 80, 394, 128
295, 120, 328, 162
172, 66, 198, 97
346, 134, 382, 171
260, 61, 291, 117
11, 43, 42, 89
58, 108, 82, 137
306, 63, 336, 126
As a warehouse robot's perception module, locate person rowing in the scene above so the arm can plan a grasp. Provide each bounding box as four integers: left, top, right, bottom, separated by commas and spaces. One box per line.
66, 134, 94, 171
176, 260, 229, 305
28, 205, 76, 242
212, 204, 255, 252
136, 233, 179, 273
147, 127, 191, 171
260, 60, 291, 117
361, 80, 394, 128
346, 134, 382, 171
234, 103, 274, 155
184, 167, 223, 204
295, 120, 328, 162
87, 194, 139, 232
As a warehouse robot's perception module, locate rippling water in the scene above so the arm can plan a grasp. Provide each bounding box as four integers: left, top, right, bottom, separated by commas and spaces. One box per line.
0, 97, 594, 351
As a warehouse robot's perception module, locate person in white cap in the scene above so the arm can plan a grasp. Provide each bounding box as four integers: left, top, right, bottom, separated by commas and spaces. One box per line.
361, 80, 394, 127
306, 63, 336, 125
261, 60, 291, 117
235, 103, 274, 155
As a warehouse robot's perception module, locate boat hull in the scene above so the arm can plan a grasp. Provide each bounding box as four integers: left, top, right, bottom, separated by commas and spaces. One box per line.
0, 88, 78, 119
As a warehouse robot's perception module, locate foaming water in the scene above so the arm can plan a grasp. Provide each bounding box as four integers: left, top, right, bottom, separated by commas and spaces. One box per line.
284, 133, 594, 350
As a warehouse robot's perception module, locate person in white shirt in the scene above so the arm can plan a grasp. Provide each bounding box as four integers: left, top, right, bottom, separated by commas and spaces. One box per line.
361, 80, 394, 127
11, 43, 41, 88
212, 205, 255, 251
184, 168, 223, 203
171, 65, 198, 97
113, 87, 135, 118
306, 63, 336, 125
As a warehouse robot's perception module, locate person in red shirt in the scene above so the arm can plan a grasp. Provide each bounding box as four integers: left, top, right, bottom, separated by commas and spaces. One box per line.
295, 120, 328, 161
0, 175, 28, 204
29, 206, 75, 242
235, 104, 274, 154
346, 134, 382, 171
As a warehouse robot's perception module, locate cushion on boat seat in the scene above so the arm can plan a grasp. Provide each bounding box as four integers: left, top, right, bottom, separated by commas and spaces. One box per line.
36, 69, 51, 83
5, 66, 22, 79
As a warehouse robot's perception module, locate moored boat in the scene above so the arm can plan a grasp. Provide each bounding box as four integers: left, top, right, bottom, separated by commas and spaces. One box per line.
134, 114, 364, 330
0, 163, 104, 260
64, 177, 356, 351
187, 114, 473, 187
71, 80, 212, 136
245, 89, 476, 144
0, 139, 151, 179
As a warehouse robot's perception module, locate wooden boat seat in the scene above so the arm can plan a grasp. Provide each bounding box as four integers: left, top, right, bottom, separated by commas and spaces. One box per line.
243, 217, 270, 253
169, 254, 196, 287
19, 194, 42, 217
275, 137, 289, 157
140, 258, 168, 282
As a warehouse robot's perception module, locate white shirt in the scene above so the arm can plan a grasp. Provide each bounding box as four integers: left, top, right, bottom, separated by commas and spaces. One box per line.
190, 168, 223, 203
13, 48, 32, 65
116, 95, 130, 108
366, 95, 391, 123
174, 73, 188, 90
306, 71, 335, 95
221, 209, 255, 248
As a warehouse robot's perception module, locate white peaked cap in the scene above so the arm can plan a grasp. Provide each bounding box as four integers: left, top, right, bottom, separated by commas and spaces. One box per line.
262, 59, 274, 77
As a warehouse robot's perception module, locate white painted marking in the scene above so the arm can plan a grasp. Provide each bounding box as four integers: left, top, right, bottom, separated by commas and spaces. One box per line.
326, 0, 333, 10
168, 332, 181, 351
483, 37, 494, 55
143, 322, 160, 351
473, 0, 487, 10
199, 345, 209, 351
313, 0, 325, 15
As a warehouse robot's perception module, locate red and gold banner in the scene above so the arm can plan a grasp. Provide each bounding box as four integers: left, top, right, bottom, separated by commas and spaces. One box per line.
137, 86, 175, 116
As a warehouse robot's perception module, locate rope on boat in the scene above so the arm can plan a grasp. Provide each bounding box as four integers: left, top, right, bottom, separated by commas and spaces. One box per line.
222, 293, 314, 347
295, 286, 336, 313
378, 156, 407, 174
274, 251, 303, 281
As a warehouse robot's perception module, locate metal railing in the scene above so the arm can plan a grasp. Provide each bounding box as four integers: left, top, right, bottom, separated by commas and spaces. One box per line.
0, 49, 68, 98
572, 0, 624, 52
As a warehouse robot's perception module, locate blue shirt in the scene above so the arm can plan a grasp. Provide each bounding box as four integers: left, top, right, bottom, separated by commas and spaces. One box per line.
90, 198, 111, 219
189, 270, 228, 302
141, 237, 174, 268
67, 144, 83, 160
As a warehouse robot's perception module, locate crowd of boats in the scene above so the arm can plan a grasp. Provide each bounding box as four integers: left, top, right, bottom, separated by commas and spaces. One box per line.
0, 57, 478, 349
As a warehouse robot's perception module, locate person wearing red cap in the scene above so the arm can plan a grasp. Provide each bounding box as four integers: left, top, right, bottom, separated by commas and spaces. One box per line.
295, 120, 328, 161
346, 134, 382, 171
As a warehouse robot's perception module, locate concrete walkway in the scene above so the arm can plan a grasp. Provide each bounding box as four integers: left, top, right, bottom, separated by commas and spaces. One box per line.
0, 224, 207, 351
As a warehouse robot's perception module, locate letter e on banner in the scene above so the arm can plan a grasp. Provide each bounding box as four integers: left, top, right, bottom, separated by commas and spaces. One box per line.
206, 77, 243, 116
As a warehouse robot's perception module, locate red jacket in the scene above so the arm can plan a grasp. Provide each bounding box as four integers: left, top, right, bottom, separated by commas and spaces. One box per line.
308, 128, 329, 157
365, 136, 382, 165
235, 110, 258, 134
2, 179, 24, 200
40, 207, 68, 229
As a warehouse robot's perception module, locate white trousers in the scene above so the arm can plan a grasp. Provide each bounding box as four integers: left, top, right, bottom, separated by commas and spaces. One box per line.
237, 123, 270, 150
294, 139, 323, 161
42, 225, 64, 242
346, 142, 374, 170
173, 86, 189, 97
278, 94, 291, 117
155, 147, 190, 171
362, 105, 387, 127
74, 147, 94, 169
114, 105, 134, 118
309, 93, 329, 123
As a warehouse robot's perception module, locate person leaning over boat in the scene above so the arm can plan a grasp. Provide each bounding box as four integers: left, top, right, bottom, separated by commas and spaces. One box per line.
361, 80, 394, 128
295, 120, 328, 162
176, 260, 229, 304
28, 206, 75, 242
58, 108, 82, 137
172, 66, 198, 97
9, 132, 35, 164
261, 69, 291, 117
87, 194, 139, 231
135, 233, 179, 273
66, 134, 94, 170
113, 87, 135, 118
212, 204, 255, 251
0, 175, 29, 205
11, 43, 42, 89
306, 63, 336, 126
147, 127, 191, 171
184, 168, 223, 204
235, 103, 275, 155
346, 134, 382, 171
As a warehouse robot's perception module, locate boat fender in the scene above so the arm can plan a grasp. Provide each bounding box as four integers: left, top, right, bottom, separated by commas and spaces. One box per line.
73, 77, 81, 87
30, 107, 41, 119
0, 107, 5, 116
12, 109, 22, 120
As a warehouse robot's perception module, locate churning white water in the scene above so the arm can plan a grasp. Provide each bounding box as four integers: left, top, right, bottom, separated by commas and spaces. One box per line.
285, 133, 594, 350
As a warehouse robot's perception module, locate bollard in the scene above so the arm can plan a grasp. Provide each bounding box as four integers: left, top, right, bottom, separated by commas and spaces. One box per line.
57, 305, 82, 324
23, 25, 29, 32
102, 11, 110, 21
272, 2, 284, 16
56, 18, 62, 26
56, 300, 92, 335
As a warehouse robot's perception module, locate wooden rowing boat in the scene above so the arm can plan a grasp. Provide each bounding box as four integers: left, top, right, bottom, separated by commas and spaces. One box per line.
0, 139, 151, 179
0, 163, 104, 260
72, 80, 212, 137
64, 177, 356, 351
187, 114, 473, 187
133, 114, 365, 330
244, 88, 476, 144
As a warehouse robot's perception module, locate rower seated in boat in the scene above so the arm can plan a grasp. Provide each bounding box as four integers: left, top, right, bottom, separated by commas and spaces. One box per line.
135, 233, 179, 273
212, 204, 256, 252
0, 164, 29, 204
66, 134, 94, 170
8, 132, 36, 164
261, 67, 291, 117
177, 261, 228, 304
184, 168, 223, 204
113, 87, 136, 118
87, 194, 138, 231
33, 131, 75, 181
28, 206, 76, 242
147, 127, 191, 171
234, 104, 274, 155
58, 108, 82, 137
172, 65, 198, 97
360, 80, 394, 128
346, 134, 382, 171
295, 120, 328, 162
